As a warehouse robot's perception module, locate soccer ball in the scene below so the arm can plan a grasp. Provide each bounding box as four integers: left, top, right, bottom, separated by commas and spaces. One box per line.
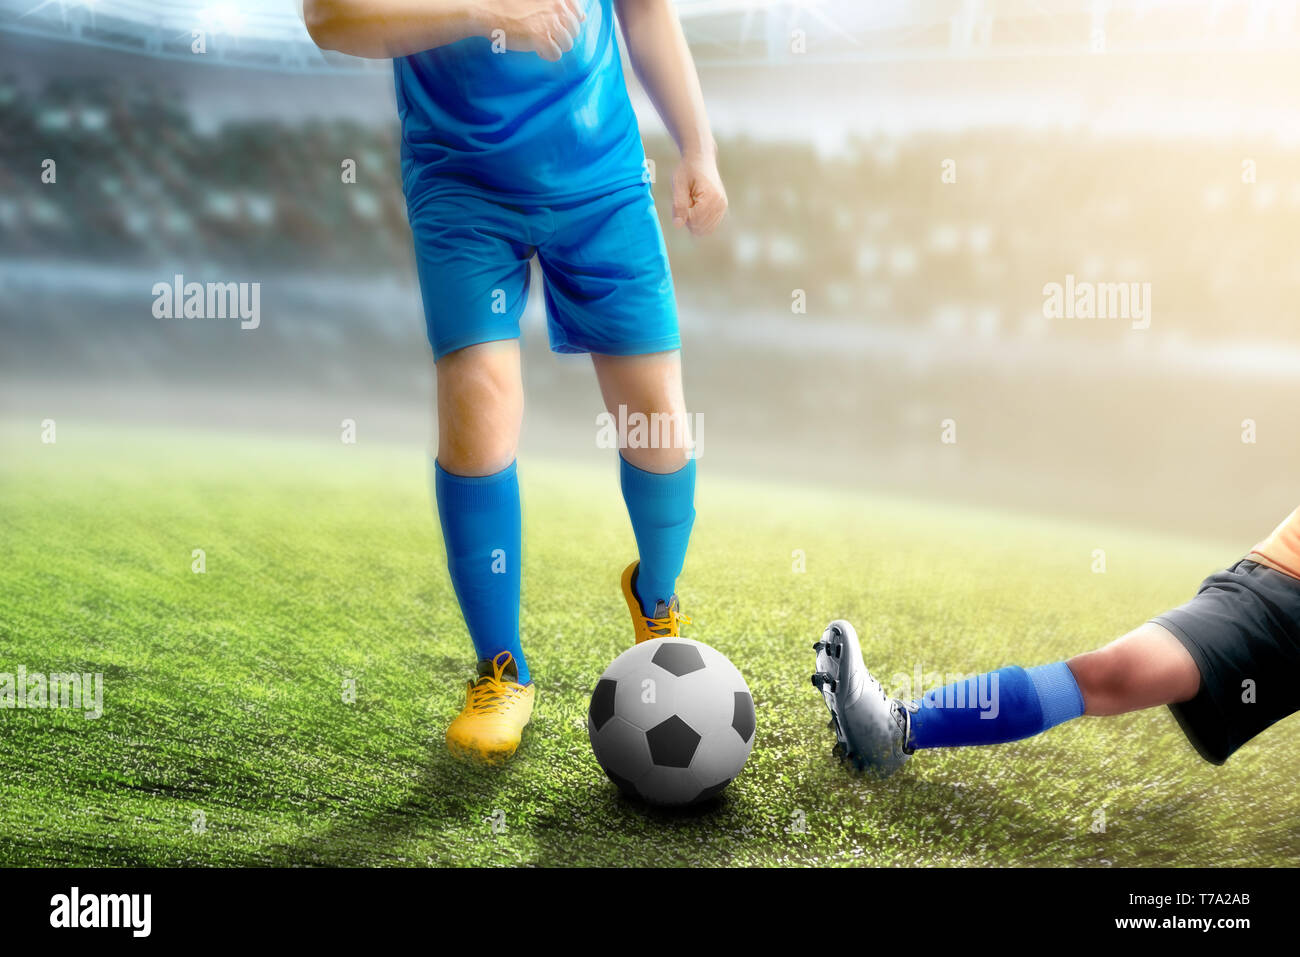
588, 637, 756, 806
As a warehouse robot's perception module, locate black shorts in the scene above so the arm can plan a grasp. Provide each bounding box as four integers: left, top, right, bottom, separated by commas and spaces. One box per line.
1153, 558, 1300, 764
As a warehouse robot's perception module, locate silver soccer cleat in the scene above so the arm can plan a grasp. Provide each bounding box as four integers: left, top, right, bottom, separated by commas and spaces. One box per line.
811, 619, 912, 779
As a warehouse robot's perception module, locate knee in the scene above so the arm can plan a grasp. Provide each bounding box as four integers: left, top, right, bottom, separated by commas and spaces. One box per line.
614, 391, 693, 473
1068, 636, 1147, 716
592, 352, 691, 471
436, 353, 522, 475
621, 431, 692, 474
1068, 647, 1126, 715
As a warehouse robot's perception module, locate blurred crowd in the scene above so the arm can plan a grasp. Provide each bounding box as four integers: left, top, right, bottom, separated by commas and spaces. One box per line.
4, 74, 1300, 346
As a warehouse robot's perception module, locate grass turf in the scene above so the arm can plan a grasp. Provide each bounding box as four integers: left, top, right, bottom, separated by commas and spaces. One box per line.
1, 420, 1297, 867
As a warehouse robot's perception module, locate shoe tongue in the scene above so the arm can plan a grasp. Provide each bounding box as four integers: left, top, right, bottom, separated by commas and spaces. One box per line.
477, 656, 518, 682
649, 595, 678, 620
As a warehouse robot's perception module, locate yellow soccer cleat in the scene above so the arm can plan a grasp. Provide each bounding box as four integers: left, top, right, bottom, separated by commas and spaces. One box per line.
445, 651, 535, 766
621, 561, 691, 644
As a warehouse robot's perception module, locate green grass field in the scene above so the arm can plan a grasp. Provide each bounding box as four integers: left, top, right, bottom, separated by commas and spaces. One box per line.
2, 420, 1297, 867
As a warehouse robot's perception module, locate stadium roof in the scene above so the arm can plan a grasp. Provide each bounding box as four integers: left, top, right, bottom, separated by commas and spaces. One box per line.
2, 0, 1298, 73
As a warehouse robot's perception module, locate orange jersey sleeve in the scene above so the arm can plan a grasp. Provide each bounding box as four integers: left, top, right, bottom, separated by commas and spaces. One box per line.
1250, 507, 1300, 581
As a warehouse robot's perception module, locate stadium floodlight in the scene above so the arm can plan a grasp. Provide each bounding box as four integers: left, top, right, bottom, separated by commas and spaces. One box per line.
196, 4, 247, 36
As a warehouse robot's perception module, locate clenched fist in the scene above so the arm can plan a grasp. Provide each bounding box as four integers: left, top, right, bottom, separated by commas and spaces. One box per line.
490, 0, 587, 61
672, 151, 728, 237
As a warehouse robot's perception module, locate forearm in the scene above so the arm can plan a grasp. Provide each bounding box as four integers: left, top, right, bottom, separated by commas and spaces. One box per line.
303, 0, 485, 59
614, 0, 715, 158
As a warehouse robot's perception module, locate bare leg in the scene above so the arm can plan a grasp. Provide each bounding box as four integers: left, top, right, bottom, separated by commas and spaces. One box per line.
594, 350, 695, 633
1068, 622, 1201, 716
435, 340, 523, 474
431, 338, 533, 742
591, 350, 690, 472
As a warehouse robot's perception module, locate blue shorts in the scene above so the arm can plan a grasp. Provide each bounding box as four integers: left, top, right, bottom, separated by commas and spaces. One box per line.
407, 183, 679, 360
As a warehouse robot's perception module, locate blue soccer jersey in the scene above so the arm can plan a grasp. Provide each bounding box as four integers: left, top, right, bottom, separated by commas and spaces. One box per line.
394, 0, 647, 203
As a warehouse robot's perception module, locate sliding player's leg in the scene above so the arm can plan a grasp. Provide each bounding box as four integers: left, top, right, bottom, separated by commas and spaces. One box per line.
434, 341, 534, 765
899, 622, 1199, 752
814, 555, 1300, 776
907, 622, 1201, 743
812, 620, 1195, 779
591, 350, 696, 643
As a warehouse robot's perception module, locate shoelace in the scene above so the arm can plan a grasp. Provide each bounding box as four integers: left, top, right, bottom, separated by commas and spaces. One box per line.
464, 651, 526, 716
641, 608, 692, 637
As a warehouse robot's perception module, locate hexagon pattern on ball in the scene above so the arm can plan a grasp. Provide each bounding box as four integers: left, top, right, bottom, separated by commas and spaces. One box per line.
588, 637, 755, 806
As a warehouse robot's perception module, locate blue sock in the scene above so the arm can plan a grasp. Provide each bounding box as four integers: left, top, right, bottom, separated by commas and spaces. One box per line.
433, 459, 529, 685
907, 661, 1084, 750
619, 454, 696, 615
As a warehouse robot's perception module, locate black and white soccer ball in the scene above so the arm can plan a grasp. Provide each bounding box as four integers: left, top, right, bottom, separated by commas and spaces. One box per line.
588, 637, 756, 806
